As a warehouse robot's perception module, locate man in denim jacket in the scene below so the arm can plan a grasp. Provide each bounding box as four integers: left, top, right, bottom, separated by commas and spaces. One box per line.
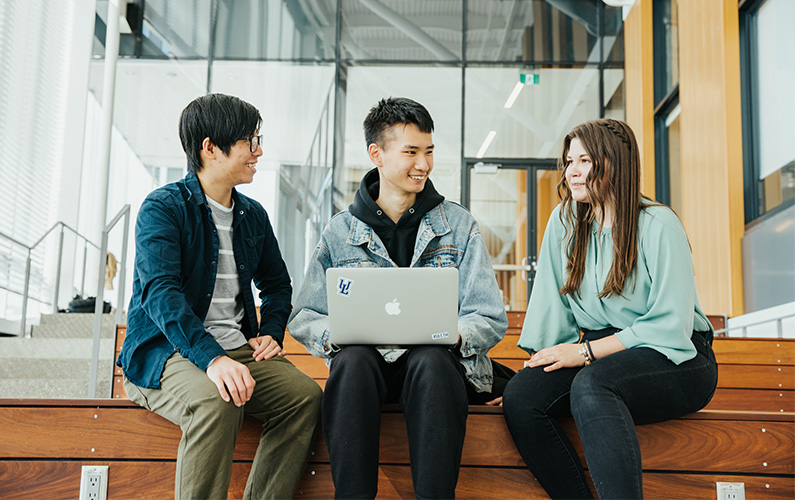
288, 97, 508, 498
118, 94, 321, 499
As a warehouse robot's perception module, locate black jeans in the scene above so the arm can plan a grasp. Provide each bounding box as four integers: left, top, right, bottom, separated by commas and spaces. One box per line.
322, 345, 469, 499
502, 329, 718, 499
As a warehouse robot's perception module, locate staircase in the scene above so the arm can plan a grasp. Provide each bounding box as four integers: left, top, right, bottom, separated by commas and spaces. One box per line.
0, 313, 119, 398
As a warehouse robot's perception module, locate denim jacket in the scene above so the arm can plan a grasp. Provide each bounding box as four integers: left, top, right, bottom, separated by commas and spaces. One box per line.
287, 201, 507, 392
117, 173, 292, 389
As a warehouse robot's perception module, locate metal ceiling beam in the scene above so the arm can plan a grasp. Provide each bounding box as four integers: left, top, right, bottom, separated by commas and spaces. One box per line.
355, 0, 458, 61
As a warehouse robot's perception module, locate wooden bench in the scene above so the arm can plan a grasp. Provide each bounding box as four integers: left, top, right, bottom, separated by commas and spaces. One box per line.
3, 314, 793, 499
0, 399, 793, 499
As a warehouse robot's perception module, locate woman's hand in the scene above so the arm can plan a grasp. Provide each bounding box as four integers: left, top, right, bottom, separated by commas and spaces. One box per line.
524, 343, 585, 372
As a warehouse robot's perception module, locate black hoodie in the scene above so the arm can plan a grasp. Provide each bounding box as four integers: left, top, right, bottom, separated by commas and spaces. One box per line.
349, 168, 445, 267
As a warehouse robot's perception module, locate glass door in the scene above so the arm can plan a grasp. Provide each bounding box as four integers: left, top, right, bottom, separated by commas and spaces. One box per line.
463, 159, 559, 311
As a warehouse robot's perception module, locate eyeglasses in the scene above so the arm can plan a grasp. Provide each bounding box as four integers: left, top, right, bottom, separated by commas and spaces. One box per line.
238, 135, 262, 153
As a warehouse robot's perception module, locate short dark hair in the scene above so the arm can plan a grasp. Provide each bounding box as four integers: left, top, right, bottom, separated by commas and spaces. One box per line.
363, 97, 434, 150
178, 93, 262, 174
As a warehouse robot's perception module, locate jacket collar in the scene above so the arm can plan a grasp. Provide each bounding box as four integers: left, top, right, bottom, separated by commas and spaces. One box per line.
183, 173, 251, 214
347, 202, 451, 260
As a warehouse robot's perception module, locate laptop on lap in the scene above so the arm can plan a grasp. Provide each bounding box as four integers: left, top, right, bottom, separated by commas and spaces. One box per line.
326, 267, 459, 346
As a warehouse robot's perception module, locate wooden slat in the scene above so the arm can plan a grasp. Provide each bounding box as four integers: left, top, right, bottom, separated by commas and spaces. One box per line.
706, 314, 727, 333
296, 464, 550, 499
0, 461, 255, 500
488, 334, 526, 358
632, 418, 794, 475
718, 365, 795, 390
283, 333, 311, 354
4, 461, 793, 500
4, 406, 791, 475
705, 388, 795, 413
112, 376, 127, 399
286, 354, 329, 379
713, 338, 795, 365
506, 311, 525, 329
641, 472, 795, 500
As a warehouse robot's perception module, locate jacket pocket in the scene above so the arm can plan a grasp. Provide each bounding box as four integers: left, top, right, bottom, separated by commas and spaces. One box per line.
417, 245, 462, 268
330, 259, 382, 268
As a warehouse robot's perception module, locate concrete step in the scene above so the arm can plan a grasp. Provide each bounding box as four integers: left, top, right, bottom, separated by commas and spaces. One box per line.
30, 313, 117, 339
0, 338, 115, 359
0, 378, 112, 399
0, 337, 115, 398
0, 358, 114, 379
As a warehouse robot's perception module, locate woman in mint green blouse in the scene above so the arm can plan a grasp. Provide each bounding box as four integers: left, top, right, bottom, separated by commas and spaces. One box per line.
501, 119, 718, 499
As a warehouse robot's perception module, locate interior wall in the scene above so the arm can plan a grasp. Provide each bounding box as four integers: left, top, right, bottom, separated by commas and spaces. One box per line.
623, 0, 655, 197
624, 0, 745, 316
677, 0, 745, 316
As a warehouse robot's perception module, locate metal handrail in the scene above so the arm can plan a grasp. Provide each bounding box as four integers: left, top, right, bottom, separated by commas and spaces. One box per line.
1, 223, 100, 337
88, 204, 131, 398
714, 312, 795, 338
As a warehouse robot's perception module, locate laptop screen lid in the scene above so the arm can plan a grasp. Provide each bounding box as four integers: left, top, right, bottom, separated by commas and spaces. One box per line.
326, 267, 458, 346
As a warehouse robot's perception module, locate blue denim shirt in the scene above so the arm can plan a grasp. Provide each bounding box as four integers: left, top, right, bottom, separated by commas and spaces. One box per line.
117, 173, 292, 389
287, 201, 508, 392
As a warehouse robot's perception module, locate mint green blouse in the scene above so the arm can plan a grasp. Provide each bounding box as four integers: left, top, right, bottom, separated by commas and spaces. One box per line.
518, 203, 713, 365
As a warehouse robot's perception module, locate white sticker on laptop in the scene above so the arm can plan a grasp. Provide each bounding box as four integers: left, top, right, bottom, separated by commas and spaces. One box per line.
432, 332, 450, 340
336, 277, 354, 297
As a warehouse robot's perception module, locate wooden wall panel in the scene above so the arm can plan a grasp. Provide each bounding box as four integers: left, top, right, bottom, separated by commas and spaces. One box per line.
624, 0, 745, 316
623, 0, 656, 197
675, 0, 745, 316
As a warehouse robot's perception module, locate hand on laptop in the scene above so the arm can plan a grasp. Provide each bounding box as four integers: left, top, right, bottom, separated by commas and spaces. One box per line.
249, 335, 286, 361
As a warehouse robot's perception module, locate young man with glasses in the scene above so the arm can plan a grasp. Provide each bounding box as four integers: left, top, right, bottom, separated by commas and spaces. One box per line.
117, 93, 322, 499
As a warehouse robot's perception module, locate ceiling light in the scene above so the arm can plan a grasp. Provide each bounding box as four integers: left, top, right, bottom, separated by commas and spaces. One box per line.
504, 82, 524, 109
476, 131, 497, 158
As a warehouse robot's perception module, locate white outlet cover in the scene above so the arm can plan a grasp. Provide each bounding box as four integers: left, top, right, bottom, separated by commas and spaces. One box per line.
716, 482, 745, 500
79, 465, 109, 500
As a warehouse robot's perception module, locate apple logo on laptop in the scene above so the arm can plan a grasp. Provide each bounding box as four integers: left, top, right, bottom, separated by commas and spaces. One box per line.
385, 299, 401, 316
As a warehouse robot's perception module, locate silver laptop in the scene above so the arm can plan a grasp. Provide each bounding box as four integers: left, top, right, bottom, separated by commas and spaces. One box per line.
326, 267, 459, 346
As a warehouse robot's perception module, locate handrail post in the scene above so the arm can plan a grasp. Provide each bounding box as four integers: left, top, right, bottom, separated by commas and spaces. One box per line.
89, 204, 131, 398
20, 252, 31, 338
53, 225, 65, 313
115, 207, 130, 326
88, 233, 109, 399
81, 241, 88, 297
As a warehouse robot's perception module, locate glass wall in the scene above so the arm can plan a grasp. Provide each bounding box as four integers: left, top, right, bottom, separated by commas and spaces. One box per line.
741, 0, 794, 220
653, 0, 681, 209
464, 66, 603, 159
739, 0, 795, 312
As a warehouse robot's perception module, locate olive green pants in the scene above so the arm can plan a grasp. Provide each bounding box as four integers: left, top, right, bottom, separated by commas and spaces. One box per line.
124, 346, 322, 500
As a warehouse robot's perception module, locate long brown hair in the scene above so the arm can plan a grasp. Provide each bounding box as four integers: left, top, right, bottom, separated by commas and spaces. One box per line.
557, 119, 649, 299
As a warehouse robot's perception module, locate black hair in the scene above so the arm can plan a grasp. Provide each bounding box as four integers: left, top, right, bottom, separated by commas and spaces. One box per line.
178, 93, 262, 174
363, 97, 434, 150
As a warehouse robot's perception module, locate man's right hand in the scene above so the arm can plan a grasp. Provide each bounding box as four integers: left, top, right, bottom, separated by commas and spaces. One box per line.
206, 355, 256, 406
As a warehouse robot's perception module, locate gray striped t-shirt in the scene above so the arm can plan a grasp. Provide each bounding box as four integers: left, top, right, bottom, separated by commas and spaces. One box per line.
204, 196, 247, 350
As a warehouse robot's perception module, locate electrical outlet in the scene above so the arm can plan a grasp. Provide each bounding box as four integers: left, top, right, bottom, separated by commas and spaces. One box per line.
79, 465, 108, 500
716, 482, 745, 500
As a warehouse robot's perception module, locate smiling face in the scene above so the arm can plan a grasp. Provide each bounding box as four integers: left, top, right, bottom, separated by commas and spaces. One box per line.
564, 137, 594, 203
214, 133, 263, 187
369, 123, 434, 201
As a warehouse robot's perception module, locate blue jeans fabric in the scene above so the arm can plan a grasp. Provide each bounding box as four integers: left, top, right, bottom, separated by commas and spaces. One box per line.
502, 329, 717, 499
322, 345, 469, 499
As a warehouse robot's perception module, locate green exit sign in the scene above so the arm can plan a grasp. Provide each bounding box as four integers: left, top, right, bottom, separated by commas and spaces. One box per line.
520, 72, 540, 85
